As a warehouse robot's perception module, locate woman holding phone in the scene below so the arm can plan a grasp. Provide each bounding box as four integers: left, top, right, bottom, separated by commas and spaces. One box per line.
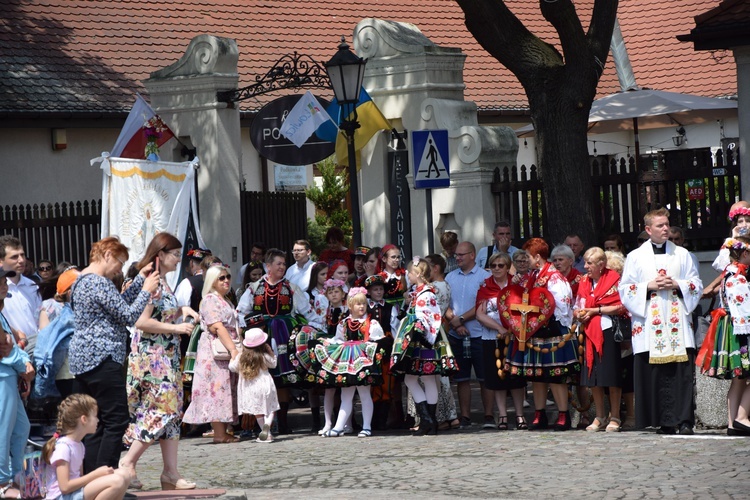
118, 233, 199, 491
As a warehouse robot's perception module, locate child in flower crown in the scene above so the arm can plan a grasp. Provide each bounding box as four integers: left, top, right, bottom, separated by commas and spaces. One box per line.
43, 394, 130, 500
697, 236, 750, 435
229, 328, 280, 443
316, 287, 384, 438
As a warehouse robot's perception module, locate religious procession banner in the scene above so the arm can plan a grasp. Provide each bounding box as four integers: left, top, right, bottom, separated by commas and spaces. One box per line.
91, 154, 205, 289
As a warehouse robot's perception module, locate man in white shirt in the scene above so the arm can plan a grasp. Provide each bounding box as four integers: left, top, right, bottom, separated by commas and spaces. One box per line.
476, 221, 519, 269
0, 235, 41, 354
284, 239, 314, 291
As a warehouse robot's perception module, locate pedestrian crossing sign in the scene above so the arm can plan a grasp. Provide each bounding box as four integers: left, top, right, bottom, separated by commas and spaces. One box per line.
412, 130, 450, 189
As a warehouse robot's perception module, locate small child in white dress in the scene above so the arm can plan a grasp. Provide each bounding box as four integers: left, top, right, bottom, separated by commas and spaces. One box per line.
229, 328, 280, 443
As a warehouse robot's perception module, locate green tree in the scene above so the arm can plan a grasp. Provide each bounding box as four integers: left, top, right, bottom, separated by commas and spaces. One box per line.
454, 0, 618, 245
305, 157, 353, 251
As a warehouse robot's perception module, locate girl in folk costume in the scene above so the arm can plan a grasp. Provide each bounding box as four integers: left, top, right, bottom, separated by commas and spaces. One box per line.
316, 288, 385, 438
326, 260, 350, 293
391, 258, 457, 435
574, 247, 628, 432
247, 248, 313, 434
377, 245, 408, 309
43, 394, 130, 500
697, 237, 750, 435
229, 329, 280, 443
365, 274, 401, 430
306, 262, 330, 306
291, 279, 349, 435
505, 238, 580, 431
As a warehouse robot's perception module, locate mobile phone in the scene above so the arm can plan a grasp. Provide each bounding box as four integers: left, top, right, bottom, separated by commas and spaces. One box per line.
739, 227, 748, 236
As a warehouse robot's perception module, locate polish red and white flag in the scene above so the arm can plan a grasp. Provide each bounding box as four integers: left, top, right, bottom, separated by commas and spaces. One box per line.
111, 94, 175, 159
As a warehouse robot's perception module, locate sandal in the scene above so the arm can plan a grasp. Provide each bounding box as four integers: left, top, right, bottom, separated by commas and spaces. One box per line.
0, 483, 21, 499
496, 416, 509, 431
516, 416, 528, 430
322, 429, 344, 437
437, 421, 451, 431
606, 417, 622, 433
586, 417, 607, 432
357, 429, 372, 438
577, 414, 591, 430
118, 460, 142, 490
449, 419, 461, 429
212, 435, 240, 444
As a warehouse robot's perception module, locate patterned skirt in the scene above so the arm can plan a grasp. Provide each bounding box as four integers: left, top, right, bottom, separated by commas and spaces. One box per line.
311, 339, 384, 387
391, 314, 457, 376
263, 314, 306, 387
125, 332, 183, 444
288, 325, 332, 387
504, 320, 581, 383
701, 313, 750, 379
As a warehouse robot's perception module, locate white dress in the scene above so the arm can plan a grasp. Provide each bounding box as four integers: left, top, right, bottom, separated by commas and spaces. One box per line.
229, 353, 281, 416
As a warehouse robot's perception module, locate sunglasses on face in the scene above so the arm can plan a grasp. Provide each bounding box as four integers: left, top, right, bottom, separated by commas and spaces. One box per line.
490, 263, 507, 269
38, 266, 52, 271
217, 275, 232, 282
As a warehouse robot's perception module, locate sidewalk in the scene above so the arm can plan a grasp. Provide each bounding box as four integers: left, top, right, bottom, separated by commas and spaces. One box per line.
128, 385, 746, 499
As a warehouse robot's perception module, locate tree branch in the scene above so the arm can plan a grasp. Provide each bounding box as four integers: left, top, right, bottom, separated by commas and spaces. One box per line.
540, 0, 588, 66
455, 0, 563, 84
587, 0, 619, 72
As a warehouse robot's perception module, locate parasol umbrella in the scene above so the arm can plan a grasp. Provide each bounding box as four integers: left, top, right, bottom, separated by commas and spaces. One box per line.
515, 88, 737, 169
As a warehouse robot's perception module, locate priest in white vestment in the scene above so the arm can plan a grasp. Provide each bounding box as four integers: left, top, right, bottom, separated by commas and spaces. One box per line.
619, 208, 703, 434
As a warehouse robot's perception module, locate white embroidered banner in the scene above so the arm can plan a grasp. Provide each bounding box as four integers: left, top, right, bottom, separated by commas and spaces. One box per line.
92, 154, 205, 289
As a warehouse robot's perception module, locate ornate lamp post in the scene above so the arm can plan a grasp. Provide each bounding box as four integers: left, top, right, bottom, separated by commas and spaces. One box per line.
325, 36, 367, 248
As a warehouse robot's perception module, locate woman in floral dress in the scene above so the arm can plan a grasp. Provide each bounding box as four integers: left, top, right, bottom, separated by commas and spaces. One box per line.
119, 233, 198, 490
391, 258, 456, 435
183, 265, 240, 443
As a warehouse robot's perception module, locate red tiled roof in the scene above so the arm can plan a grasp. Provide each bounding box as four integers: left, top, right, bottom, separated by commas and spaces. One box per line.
0, 0, 736, 116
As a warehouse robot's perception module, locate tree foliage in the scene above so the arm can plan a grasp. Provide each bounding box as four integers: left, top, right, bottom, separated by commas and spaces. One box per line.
454, 0, 619, 245
305, 156, 353, 247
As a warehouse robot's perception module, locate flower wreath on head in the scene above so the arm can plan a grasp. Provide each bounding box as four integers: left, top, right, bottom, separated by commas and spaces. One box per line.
723, 237, 750, 252
348, 286, 368, 298
728, 206, 750, 220
323, 279, 346, 292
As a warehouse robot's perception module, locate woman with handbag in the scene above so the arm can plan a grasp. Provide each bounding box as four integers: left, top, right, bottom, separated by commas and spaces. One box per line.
182, 265, 240, 444
119, 233, 199, 490
574, 247, 628, 432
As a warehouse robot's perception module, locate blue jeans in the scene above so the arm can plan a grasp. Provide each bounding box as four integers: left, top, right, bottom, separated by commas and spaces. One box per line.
448, 336, 485, 383
0, 375, 30, 483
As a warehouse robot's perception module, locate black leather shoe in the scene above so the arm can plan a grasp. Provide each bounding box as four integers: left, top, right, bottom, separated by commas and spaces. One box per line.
732, 420, 750, 432
656, 426, 676, 435
678, 424, 694, 435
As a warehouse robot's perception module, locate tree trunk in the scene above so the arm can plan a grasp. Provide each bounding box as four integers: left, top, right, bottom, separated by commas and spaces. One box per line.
454, 0, 618, 248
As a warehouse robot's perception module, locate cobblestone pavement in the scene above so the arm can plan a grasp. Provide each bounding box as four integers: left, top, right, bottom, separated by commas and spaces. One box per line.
130, 403, 748, 499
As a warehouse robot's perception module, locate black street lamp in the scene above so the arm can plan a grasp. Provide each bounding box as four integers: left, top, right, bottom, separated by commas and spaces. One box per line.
325, 36, 367, 248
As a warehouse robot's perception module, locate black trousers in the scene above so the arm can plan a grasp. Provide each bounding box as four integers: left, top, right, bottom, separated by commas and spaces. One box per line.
74, 358, 129, 473
634, 349, 695, 429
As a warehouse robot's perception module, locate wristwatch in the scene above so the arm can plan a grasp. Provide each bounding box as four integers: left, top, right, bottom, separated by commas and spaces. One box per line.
459, 315, 465, 325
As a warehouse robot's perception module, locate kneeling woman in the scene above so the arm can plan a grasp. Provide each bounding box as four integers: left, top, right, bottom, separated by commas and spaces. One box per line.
315, 288, 385, 437
391, 258, 456, 435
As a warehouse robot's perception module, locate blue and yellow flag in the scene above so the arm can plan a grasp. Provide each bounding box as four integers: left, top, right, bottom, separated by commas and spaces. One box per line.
316, 88, 392, 166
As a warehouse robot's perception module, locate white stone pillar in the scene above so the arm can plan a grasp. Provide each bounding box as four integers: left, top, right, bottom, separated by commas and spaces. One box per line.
144, 35, 242, 266
353, 19, 518, 256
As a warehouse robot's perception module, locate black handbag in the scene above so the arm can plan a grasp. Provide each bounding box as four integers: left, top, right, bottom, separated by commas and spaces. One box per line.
612, 315, 631, 343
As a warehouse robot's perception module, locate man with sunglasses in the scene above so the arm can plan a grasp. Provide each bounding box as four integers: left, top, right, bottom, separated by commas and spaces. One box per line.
0, 235, 40, 354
